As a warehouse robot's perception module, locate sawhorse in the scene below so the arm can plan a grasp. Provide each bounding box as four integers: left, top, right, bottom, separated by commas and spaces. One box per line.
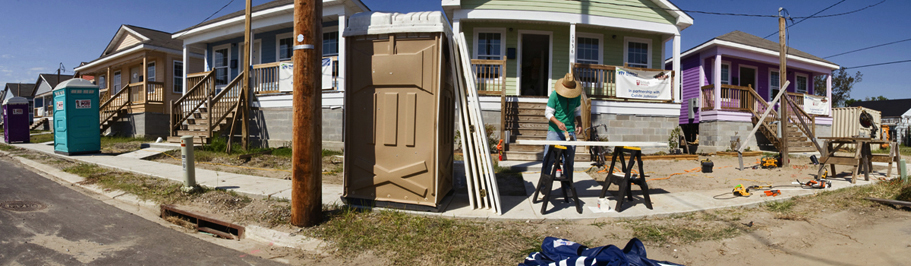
532, 145, 583, 214
599, 146, 653, 212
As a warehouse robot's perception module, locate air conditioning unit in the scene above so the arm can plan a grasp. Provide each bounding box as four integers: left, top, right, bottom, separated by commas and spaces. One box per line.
688, 98, 699, 120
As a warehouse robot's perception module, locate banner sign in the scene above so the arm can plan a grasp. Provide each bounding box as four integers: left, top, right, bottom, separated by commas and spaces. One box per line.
803, 95, 829, 115
615, 67, 672, 100
277, 59, 334, 92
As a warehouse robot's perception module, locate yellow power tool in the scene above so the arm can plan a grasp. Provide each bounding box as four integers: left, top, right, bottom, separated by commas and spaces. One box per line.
732, 184, 750, 197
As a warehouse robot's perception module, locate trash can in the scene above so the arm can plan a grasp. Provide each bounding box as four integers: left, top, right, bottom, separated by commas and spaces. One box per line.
53, 78, 100, 155
2, 97, 31, 143
342, 11, 455, 208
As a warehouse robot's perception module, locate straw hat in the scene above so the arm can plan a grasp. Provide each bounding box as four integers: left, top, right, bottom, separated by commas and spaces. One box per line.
554, 72, 582, 99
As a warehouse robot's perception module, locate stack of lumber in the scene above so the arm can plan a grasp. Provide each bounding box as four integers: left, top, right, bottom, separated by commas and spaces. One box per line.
448, 33, 502, 214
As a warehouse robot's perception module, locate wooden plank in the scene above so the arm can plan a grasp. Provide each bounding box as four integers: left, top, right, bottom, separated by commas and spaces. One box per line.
821, 156, 859, 166
516, 139, 667, 147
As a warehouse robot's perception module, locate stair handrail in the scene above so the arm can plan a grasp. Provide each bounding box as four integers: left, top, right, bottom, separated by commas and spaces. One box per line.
738, 81, 790, 153
99, 83, 132, 111
207, 72, 245, 132
99, 83, 132, 128
785, 95, 823, 153
170, 70, 215, 135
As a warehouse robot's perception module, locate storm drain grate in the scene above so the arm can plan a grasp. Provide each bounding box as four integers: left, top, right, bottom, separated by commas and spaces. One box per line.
1, 201, 47, 212
160, 204, 245, 240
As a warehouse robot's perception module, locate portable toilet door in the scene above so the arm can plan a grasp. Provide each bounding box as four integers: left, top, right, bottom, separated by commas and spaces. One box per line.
2, 97, 31, 143
53, 78, 100, 155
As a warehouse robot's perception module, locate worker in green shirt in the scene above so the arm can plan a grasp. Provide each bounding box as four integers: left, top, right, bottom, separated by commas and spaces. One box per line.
542, 72, 582, 182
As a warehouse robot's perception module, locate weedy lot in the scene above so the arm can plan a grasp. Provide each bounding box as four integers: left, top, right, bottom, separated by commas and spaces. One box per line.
2, 143, 910, 265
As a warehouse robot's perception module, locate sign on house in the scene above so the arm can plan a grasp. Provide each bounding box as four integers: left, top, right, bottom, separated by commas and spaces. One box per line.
277, 59, 335, 92
803, 95, 829, 116
615, 67, 672, 100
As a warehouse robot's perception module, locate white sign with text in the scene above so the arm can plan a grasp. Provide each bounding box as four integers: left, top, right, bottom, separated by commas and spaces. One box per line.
615, 67, 672, 100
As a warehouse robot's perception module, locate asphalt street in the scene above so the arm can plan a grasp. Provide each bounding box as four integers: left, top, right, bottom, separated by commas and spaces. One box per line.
0, 155, 286, 265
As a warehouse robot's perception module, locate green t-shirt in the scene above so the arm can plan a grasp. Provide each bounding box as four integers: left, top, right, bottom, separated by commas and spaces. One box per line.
547, 91, 581, 132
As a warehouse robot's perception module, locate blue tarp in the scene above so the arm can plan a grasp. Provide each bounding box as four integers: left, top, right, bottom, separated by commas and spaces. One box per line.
519, 237, 682, 266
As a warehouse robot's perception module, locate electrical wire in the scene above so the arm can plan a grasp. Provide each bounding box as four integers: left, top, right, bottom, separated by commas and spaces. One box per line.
824, 37, 911, 59
843, 59, 911, 69
762, 0, 846, 39
170, 0, 238, 41
583, 0, 885, 19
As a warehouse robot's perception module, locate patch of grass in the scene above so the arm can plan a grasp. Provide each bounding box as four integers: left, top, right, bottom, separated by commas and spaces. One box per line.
0, 143, 17, 151
30, 133, 54, 143
308, 207, 541, 265
624, 220, 742, 244
871, 144, 911, 156
896, 185, 911, 202
272, 147, 292, 158
765, 199, 795, 212
322, 149, 342, 157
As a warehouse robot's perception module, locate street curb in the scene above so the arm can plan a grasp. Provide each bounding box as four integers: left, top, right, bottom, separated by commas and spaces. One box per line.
0, 148, 326, 253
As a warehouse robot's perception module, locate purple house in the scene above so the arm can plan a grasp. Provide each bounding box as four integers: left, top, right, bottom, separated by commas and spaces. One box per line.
668, 31, 839, 153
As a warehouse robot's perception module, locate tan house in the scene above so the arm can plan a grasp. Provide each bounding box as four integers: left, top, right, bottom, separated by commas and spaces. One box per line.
74, 25, 204, 138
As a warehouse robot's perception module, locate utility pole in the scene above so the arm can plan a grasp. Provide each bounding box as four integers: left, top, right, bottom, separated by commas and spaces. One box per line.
778, 11, 789, 167
241, 0, 252, 150
291, 0, 322, 227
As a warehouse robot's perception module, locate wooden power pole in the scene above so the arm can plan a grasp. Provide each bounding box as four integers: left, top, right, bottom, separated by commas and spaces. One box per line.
778, 14, 789, 167
291, 0, 322, 227
241, 0, 252, 150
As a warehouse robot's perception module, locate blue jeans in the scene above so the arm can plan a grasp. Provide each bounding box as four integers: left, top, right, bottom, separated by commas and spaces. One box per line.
542, 131, 575, 180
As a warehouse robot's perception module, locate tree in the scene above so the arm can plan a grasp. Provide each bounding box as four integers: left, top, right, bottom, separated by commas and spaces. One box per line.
813, 67, 863, 107
843, 95, 888, 107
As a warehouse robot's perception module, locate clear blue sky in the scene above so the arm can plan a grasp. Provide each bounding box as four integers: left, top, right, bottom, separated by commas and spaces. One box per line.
1, 0, 907, 100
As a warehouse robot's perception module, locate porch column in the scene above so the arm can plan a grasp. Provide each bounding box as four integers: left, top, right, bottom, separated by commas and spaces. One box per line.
204, 48, 209, 71
826, 73, 832, 113
143, 55, 148, 103
337, 15, 346, 91
568, 23, 576, 71
714, 54, 722, 109
182, 44, 189, 95
453, 20, 460, 38
106, 67, 112, 92
672, 33, 681, 103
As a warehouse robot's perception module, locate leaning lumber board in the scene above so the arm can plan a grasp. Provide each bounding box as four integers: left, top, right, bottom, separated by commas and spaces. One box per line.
516, 140, 667, 147
448, 37, 480, 209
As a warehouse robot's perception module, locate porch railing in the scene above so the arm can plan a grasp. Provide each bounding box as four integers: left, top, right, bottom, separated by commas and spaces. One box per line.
146, 81, 165, 102
572, 63, 675, 103
470, 59, 507, 96
249, 57, 338, 95
170, 71, 215, 136
700, 84, 756, 112
99, 83, 132, 131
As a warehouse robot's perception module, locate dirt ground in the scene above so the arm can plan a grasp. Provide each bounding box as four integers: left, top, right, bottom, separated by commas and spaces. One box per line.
586, 153, 890, 193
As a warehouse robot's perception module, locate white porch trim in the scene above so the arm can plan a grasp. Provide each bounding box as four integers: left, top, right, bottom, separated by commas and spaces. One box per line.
453, 9, 681, 35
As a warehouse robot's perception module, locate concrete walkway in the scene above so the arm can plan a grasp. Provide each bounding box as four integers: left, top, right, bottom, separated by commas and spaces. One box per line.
4, 140, 904, 221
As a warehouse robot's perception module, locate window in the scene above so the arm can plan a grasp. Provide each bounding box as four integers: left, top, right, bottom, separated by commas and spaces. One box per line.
213, 44, 230, 86
475, 30, 504, 60
146, 62, 156, 82
770, 70, 780, 98
277, 33, 292, 61
98, 75, 106, 91
796, 74, 808, 94
34, 98, 43, 109
113, 71, 122, 92
624, 37, 651, 68
173, 61, 183, 93
720, 64, 730, 85
576, 36, 601, 65
323, 31, 339, 55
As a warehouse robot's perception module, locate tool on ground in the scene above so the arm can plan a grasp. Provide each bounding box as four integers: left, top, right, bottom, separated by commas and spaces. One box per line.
819, 169, 828, 180
701, 158, 714, 173
732, 184, 751, 197
798, 179, 831, 189
761, 155, 779, 168
810, 155, 819, 165
762, 190, 781, 197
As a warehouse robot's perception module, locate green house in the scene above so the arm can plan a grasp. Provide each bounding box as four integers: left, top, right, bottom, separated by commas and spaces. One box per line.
443, 0, 694, 158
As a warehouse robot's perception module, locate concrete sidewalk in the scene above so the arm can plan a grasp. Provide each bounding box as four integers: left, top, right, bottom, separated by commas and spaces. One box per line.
4, 140, 903, 221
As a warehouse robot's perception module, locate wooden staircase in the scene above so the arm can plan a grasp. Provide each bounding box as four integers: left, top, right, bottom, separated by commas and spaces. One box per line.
502, 98, 591, 161
29, 117, 48, 131
745, 86, 820, 153
99, 84, 132, 133
168, 71, 244, 144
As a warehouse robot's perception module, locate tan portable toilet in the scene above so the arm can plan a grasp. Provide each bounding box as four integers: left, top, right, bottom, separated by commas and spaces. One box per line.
343, 11, 455, 208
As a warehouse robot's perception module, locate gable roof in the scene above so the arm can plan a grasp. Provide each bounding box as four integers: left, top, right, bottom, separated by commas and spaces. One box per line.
849, 98, 911, 117
35, 73, 74, 95
4, 83, 37, 98
174, 0, 370, 37
76, 25, 183, 72
673, 31, 838, 69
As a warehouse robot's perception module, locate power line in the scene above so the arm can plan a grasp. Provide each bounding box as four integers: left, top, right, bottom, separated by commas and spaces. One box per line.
763, 0, 846, 39
844, 59, 911, 69
825, 37, 911, 59
173, 0, 237, 39
584, 0, 885, 19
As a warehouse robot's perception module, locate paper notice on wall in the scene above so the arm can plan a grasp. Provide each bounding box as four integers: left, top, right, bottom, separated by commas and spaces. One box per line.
279, 62, 294, 92
615, 67, 672, 100
322, 58, 333, 90
804, 95, 829, 115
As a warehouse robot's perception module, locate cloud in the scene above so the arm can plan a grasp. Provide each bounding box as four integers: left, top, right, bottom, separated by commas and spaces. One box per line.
0, 54, 11, 59
29, 67, 45, 71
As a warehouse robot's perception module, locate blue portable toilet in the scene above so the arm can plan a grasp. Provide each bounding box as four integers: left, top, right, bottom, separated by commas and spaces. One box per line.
3, 97, 31, 143
53, 78, 100, 155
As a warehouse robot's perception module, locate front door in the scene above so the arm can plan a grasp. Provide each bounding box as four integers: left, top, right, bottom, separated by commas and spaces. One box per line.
520, 34, 550, 97
739, 67, 756, 90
